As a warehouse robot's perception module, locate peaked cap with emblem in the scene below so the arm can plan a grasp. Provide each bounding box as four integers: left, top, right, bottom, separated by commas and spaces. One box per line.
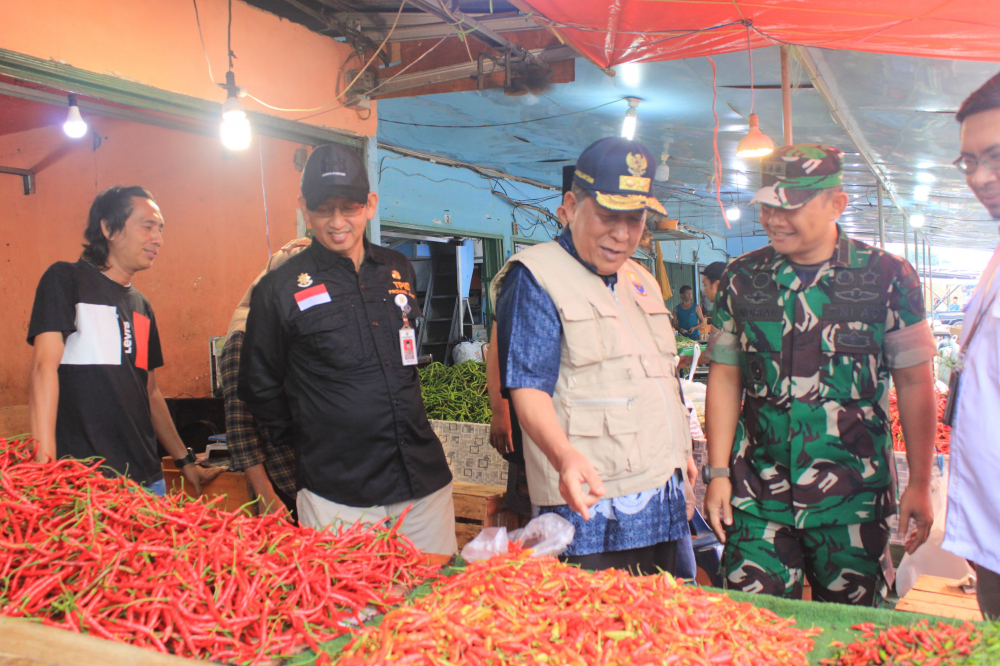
750, 143, 844, 209
572, 137, 667, 215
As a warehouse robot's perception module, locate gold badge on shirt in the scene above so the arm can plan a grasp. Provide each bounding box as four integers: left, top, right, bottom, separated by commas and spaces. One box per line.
297, 273, 313, 288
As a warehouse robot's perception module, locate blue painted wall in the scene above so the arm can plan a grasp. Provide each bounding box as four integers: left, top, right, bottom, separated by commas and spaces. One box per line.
726, 234, 770, 258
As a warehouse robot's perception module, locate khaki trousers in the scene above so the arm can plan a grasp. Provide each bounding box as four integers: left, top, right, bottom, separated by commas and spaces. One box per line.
297, 483, 457, 555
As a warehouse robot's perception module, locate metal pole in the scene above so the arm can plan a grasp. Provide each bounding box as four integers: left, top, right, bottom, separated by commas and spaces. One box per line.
903, 220, 909, 263
913, 230, 920, 297
780, 45, 793, 146
876, 181, 885, 249
927, 236, 934, 314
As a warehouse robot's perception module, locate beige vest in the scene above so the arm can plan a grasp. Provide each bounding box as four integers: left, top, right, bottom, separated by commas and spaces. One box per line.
491, 241, 692, 506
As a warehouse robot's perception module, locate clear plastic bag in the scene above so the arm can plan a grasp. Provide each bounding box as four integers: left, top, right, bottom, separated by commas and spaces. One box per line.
460, 513, 575, 562
895, 466, 974, 598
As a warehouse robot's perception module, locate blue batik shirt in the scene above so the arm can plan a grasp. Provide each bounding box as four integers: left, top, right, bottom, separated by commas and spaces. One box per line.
495, 227, 688, 556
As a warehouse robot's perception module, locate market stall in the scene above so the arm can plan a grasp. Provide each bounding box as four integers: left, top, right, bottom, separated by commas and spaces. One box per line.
1, 435, 994, 666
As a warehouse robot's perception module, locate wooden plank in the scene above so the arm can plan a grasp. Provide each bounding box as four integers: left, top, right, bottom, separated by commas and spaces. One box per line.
900, 589, 982, 612
0, 405, 30, 439
0, 617, 197, 666
456, 522, 483, 549
453, 483, 505, 520
453, 482, 507, 498
895, 598, 983, 621
911, 575, 977, 598
453, 494, 490, 522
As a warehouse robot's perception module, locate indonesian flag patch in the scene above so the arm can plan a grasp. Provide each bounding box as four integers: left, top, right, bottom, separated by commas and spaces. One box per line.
294, 284, 331, 311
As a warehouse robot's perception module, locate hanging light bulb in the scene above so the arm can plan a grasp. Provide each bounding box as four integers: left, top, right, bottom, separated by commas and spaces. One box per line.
736, 114, 774, 158
909, 213, 925, 228
63, 94, 88, 139
655, 153, 670, 181
621, 97, 640, 140
221, 71, 251, 151
726, 206, 741, 222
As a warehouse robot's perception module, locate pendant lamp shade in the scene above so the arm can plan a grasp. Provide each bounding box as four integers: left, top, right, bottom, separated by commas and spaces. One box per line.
736, 114, 775, 158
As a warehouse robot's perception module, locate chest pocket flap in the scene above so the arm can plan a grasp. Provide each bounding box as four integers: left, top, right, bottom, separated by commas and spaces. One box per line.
558, 299, 602, 367
634, 292, 679, 357
295, 306, 364, 370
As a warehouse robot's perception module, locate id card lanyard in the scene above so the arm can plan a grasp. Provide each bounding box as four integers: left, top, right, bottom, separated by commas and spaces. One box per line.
394, 294, 419, 366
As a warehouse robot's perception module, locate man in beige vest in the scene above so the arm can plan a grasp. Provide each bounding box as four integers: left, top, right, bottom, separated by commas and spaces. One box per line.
491, 137, 692, 572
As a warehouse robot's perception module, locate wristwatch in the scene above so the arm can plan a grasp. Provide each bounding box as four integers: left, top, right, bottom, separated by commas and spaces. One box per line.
701, 465, 731, 485
173, 447, 198, 469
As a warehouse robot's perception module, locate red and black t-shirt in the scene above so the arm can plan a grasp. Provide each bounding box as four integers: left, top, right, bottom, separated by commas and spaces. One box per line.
27, 260, 164, 485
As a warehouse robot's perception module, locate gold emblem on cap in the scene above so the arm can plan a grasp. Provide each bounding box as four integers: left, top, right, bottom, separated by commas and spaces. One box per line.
391, 270, 402, 280
619, 175, 651, 193
297, 273, 313, 288
574, 169, 595, 184
626, 152, 648, 177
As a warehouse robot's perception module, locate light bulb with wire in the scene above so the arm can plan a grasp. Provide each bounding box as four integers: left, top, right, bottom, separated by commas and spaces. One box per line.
735, 26, 774, 158
621, 97, 640, 140
63, 94, 88, 139
726, 207, 741, 222
655, 152, 670, 181
220, 72, 251, 151
909, 213, 925, 228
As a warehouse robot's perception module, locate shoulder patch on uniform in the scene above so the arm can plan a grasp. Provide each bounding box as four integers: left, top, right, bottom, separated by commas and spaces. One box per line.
297, 273, 313, 288
627, 271, 646, 295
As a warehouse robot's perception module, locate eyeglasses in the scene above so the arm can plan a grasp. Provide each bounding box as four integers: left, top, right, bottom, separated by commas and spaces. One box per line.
953, 152, 1000, 175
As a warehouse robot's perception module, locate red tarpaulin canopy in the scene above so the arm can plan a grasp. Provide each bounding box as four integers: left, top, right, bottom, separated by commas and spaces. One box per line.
518, 0, 1000, 68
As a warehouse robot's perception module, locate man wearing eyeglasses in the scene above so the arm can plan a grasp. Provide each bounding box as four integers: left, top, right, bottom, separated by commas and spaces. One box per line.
703, 144, 938, 605
239, 144, 456, 554
942, 71, 1000, 620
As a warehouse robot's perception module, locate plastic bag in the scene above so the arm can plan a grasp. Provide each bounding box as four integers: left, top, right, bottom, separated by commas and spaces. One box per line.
895, 465, 974, 598
452, 341, 484, 364
460, 513, 575, 562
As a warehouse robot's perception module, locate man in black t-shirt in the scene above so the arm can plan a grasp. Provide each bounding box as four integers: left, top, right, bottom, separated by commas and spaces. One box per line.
27, 186, 222, 495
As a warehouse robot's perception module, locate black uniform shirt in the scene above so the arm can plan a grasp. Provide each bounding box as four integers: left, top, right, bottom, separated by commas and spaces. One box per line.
238, 239, 452, 507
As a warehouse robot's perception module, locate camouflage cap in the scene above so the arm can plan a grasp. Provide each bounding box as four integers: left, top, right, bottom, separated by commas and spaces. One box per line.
749, 144, 844, 209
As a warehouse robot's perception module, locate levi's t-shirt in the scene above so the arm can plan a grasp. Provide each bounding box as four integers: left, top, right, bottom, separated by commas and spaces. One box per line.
27, 260, 164, 485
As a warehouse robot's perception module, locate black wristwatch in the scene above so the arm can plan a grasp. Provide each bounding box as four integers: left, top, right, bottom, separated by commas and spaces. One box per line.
701, 465, 730, 485
173, 447, 197, 469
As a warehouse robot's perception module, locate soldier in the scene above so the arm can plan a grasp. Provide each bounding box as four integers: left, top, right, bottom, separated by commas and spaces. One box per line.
703, 144, 938, 604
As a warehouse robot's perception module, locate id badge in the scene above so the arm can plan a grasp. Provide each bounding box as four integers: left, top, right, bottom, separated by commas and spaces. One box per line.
399, 327, 418, 366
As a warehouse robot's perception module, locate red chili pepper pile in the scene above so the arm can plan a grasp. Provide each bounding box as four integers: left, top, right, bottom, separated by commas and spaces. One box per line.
889, 388, 951, 454
337, 547, 821, 666
0, 438, 438, 664
821, 620, 980, 666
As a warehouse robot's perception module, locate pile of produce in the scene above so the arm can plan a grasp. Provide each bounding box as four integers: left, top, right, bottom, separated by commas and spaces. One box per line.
821, 620, 981, 665
337, 546, 821, 666
0, 438, 437, 664
888, 387, 951, 454
675, 333, 698, 351
419, 361, 491, 424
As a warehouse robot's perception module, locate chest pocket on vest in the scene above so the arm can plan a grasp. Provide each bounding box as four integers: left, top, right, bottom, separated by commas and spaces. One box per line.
634, 294, 679, 357
817, 323, 882, 401
566, 397, 640, 480
296, 302, 365, 371
739, 320, 783, 398
559, 297, 628, 367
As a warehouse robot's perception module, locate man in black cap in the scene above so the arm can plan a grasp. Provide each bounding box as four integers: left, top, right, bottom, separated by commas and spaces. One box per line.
491, 137, 692, 572
239, 144, 456, 553
700, 261, 727, 316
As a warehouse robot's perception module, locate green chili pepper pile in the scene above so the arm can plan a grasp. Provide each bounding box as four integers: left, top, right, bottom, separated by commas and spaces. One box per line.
0, 437, 438, 664
419, 361, 492, 424
337, 546, 821, 666
675, 334, 697, 351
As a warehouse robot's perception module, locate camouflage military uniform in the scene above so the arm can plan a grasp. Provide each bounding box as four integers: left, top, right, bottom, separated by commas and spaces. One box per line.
709, 145, 936, 604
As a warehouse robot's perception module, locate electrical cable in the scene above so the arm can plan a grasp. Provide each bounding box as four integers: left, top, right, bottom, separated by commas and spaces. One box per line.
706, 57, 729, 229
745, 21, 754, 115
379, 98, 624, 128
191, 0, 216, 86
259, 139, 272, 257
227, 0, 235, 72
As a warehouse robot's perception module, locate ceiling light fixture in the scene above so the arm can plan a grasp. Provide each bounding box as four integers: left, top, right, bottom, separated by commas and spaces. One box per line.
221, 71, 251, 151
726, 206, 741, 222
910, 213, 925, 228
63, 94, 88, 138
914, 185, 931, 202
621, 97, 640, 140
619, 63, 641, 87
735, 25, 774, 159
916, 172, 936, 184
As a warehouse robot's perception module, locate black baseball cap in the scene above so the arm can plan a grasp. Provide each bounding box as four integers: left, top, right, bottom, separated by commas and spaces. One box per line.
572, 137, 666, 215
300, 144, 369, 211
700, 262, 727, 281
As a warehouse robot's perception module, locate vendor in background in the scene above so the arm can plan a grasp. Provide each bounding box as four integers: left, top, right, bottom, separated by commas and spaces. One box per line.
947, 296, 961, 311
700, 262, 727, 316
239, 144, 456, 554
673, 285, 706, 340
221, 237, 310, 519
942, 71, 1000, 620
704, 144, 937, 605
28, 186, 222, 495
492, 137, 692, 573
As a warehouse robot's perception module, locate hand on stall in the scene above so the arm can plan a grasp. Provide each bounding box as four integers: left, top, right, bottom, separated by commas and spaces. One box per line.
555, 446, 607, 522
180, 463, 225, 497
704, 478, 733, 543
898, 484, 934, 554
